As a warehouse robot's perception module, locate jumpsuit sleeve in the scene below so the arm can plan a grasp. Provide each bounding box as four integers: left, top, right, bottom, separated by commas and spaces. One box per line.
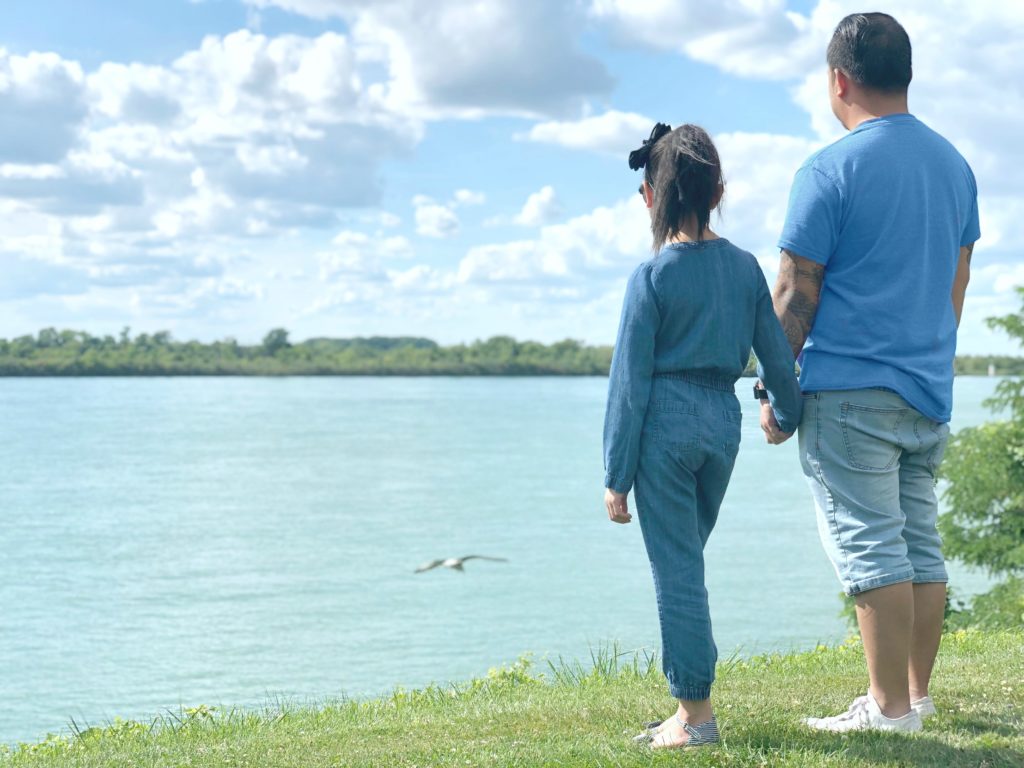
752, 271, 803, 434
603, 263, 660, 494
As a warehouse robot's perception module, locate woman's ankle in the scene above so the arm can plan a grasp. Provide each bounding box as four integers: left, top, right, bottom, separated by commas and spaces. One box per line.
676, 698, 713, 724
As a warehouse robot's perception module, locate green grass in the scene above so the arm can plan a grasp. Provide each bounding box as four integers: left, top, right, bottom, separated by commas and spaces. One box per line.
3, 631, 1021, 767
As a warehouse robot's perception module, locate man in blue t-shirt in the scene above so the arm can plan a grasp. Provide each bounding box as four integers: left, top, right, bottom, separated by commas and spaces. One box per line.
760, 13, 979, 733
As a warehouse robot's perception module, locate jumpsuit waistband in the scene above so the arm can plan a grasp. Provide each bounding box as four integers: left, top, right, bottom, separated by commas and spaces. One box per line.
654, 371, 736, 392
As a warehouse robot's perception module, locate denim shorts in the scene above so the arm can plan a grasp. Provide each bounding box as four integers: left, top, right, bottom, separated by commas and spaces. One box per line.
798, 388, 950, 596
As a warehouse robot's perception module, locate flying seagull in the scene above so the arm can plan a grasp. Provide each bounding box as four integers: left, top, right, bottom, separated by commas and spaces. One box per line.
414, 555, 509, 573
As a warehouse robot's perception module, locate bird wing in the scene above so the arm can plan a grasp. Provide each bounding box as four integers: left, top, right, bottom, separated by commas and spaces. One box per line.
459, 555, 509, 563
414, 559, 445, 573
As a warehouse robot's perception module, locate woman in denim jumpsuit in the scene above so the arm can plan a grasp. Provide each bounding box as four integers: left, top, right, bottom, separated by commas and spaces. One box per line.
603, 124, 803, 749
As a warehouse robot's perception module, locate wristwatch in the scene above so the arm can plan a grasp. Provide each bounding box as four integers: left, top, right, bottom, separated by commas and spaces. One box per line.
753, 383, 769, 402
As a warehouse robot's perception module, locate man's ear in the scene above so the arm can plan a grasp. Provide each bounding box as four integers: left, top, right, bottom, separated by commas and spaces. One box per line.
643, 180, 654, 210
832, 68, 850, 99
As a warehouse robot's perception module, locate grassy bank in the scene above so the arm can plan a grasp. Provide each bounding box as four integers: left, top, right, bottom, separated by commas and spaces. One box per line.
3, 631, 1021, 767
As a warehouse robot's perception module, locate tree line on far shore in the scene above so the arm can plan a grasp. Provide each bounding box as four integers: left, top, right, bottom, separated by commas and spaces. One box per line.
0, 328, 610, 376
0, 327, 1020, 376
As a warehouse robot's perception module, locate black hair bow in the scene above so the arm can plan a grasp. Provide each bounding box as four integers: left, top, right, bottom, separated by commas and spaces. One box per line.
628, 122, 672, 171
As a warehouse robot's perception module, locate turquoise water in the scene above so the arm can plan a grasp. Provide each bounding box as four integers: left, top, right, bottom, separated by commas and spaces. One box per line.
0, 376, 1001, 744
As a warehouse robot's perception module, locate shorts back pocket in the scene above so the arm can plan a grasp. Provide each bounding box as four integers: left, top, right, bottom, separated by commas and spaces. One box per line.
839, 402, 906, 471
651, 400, 700, 452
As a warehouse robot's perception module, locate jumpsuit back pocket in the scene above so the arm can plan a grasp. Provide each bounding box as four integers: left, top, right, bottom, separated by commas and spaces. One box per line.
722, 406, 742, 454
650, 400, 700, 452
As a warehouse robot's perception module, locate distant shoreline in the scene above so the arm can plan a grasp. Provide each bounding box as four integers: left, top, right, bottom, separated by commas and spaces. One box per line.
0, 329, 1019, 377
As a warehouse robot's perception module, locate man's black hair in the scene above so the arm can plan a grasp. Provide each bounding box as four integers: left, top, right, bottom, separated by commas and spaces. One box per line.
826, 12, 912, 92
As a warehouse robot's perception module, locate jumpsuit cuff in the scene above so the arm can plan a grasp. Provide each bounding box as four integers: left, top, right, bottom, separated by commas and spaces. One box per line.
668, 682, 713, 701
604, 473, 631, 494
775, 411, 799, 434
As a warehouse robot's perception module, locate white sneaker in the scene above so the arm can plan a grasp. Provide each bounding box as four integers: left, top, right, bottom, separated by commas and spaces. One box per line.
912, 696, 936, 720
808, 693, 936, 720
803, 691, 922, 733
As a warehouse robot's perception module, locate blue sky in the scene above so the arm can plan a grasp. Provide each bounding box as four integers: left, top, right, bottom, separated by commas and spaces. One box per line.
1, 0, 1021, 353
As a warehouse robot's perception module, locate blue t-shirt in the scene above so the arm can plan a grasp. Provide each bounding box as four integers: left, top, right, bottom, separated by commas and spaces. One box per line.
778, 113, 980, 423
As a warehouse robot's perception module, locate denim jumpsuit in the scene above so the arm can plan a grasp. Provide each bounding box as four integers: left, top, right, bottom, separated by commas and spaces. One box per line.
603, 238, 802, 701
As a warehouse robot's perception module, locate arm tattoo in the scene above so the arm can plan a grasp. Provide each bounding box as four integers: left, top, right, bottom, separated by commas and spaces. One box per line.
773, 249, 824, 358
964, 242, 974, 265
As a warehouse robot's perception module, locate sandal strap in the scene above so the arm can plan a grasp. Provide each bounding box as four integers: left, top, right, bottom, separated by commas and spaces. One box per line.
675, 715, 720, 746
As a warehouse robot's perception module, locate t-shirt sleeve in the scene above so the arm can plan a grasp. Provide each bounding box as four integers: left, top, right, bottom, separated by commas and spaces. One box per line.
961, 165, 981, 247
777, 164, 843, 266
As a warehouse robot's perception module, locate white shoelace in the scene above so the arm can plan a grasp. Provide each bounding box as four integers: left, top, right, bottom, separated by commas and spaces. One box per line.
805, 694, 870, 728
833, 694, 870, 722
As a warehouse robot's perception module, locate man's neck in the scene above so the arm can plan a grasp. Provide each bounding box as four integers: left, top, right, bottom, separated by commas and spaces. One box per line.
842, 95, 910, 131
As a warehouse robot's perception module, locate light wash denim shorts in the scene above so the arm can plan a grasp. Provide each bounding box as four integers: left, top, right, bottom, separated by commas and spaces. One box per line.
798, 388, 950, 596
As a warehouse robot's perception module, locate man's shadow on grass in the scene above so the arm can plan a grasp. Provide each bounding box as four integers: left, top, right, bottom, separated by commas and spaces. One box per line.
735, 713, 1022, 768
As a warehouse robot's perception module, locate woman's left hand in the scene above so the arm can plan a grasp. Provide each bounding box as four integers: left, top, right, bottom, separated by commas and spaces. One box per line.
605, 488, 632, 524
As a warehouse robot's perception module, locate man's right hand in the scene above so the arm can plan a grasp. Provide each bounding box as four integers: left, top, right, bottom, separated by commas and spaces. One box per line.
761, 401, 794, 445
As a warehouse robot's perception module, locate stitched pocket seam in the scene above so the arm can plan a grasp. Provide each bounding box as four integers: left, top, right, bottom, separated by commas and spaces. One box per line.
840, 402, 904, 471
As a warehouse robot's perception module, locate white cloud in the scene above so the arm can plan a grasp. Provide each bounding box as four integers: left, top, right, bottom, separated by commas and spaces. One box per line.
0, 163, 64, 180
514, 185, 562, 227
522, 110, 653, 155
590, 0, 816, 80
453, 188, 485, 206
43, 125, 818, 341
235, 144, 309, 175
1, 29, 421, 229
0, 27, 430, 316
330, 229, 370, 248
458, 194, 649, 286
208, 277, 265, 301
412, 195, 459, 238
245, 0, 613, 117
457, 241, 554, 284
318, 228, 413, 282
589, 1, 1024, 209
317, 252, 377, 283
145, 166, 236, 241
455, 129, 813, 288
387, 263, 454, 294
381, 235, 412, 257
0, 49, 87, 164
410, 188, 487, 236
0, 254, 88, 300
305, 192, 650, 322
89, 61, 181, 124
712, 131, 822, 271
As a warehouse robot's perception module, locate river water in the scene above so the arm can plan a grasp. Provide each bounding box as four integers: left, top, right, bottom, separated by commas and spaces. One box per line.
0, 376, 1001, 743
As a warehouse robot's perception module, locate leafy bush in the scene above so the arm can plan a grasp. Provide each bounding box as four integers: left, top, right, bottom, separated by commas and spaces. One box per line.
940, 286, 1024, 629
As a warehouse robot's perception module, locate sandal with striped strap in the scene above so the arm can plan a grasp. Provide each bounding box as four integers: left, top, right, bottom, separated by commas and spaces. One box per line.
635, 715, 719, 748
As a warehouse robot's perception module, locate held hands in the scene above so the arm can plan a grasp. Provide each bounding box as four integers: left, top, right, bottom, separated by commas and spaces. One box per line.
605, 488, 632, 524
760, 400, 795, 445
